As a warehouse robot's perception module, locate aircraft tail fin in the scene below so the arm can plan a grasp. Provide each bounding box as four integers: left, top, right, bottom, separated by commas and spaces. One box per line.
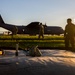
0, 15, 5, 24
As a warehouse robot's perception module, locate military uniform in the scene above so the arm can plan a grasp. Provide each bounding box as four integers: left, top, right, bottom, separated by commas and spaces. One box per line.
38, 23, 44, 39
64, 20, 75, 51
12, 26, 18, 35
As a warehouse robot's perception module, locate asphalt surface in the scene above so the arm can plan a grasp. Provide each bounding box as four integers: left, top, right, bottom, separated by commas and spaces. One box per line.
0, 49, 75, 75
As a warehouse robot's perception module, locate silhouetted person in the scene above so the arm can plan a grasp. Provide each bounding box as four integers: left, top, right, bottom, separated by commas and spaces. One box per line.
12, 26, 18, 39
12, 26, 18, 35
64, 18, 75, 51
38, 23, 44, 39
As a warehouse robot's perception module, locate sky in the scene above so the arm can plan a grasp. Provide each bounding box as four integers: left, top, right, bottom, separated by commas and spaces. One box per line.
0, 0, 75, 31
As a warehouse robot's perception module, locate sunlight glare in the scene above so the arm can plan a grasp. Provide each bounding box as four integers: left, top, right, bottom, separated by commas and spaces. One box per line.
73, 19, 75, 24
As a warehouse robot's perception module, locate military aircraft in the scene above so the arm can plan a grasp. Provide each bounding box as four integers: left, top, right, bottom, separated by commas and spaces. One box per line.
0, 15, 26, 34
0, 15, 64, 35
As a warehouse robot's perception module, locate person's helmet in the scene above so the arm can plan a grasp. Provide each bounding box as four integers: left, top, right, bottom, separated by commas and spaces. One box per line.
67, 18, 72, 22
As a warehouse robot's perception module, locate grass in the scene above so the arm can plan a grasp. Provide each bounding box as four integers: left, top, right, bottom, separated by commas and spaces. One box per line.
0, 35, 64, 40
0, 35, 65, 49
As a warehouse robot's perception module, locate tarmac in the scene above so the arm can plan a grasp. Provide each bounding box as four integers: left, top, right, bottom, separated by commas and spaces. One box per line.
0, 49, 75, 75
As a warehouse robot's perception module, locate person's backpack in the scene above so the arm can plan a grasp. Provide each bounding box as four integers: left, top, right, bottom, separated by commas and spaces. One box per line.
29, 45, 42, 57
